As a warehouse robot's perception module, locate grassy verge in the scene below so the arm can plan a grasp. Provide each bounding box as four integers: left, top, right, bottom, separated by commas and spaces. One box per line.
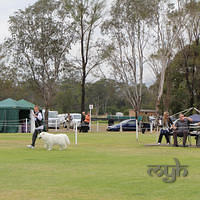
0, 132, 199, 200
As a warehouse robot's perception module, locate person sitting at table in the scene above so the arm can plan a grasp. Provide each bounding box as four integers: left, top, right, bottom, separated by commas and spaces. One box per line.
157, 111, 173, 145
173, 113, 193, 147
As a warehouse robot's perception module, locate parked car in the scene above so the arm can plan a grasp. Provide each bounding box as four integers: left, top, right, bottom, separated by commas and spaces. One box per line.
63, 113, 81, 129
107, 119, 150, 131
48, 111, 60, 129
70, 113, 81, 129
58, 114, 66, 127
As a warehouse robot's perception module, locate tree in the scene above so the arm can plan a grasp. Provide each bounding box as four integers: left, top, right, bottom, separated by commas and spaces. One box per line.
149, 0, 185, 116
7, 0, 74, 128
175, 0, 200, 107
54, 79, 82, 113
86, 79, 125, 115
63, 0, 106, 113
163, 43, 200, 113
102, 0, 158, 119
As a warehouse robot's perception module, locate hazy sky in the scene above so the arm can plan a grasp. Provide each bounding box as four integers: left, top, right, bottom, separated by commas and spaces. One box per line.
0, 0, 155, 86
0, 0, 38, 42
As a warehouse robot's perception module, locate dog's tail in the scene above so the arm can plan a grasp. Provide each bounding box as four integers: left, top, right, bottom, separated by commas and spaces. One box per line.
65, 135, 70, 145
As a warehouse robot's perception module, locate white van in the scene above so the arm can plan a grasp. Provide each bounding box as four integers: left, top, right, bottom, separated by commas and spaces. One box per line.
58, 114, 66, 127
48, 111, 60, 129
70, 113, 81, 129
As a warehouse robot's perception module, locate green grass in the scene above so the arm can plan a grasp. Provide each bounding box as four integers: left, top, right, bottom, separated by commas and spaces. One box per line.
0, 132, 200, 200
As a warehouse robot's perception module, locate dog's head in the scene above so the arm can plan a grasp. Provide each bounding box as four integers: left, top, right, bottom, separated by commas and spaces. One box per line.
38, 132, 46, 139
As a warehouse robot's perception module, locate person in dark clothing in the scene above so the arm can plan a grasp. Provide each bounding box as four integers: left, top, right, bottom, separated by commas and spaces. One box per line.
158, 111, 173, 145
27, 105, 43, 149
108, 118, 114, 126
173, 113, 192, 147
141, 112, 149, 134
79, 111, 86, 132
81, 111, 86, 123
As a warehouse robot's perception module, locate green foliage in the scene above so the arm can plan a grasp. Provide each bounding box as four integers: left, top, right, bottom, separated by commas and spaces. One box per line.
62, 0, 106, 112
53, 79, 82, 113
161, 42, 200, 113
6, 0, 75, 114
0, 76, 155, 115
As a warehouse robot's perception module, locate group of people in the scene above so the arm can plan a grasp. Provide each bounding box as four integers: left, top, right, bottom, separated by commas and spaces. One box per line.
158, 112, 193, 147
65, 112, 90, 132
27, 106, 92, 148
27, 105, 193, 148
79, 111, 90, 132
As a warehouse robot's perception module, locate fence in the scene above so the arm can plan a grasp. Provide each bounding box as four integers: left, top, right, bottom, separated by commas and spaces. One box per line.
0, 118, 154, 135
0, 118, 31, 133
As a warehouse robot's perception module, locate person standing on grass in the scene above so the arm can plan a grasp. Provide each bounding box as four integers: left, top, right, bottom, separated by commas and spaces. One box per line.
82, 112, 90, 132
141, 112, 149, 134
27, 105, 43, 149
157, 111, 173, 145
81, 111, 86, 123
66, 113, 72, 131
80, 111, 86, 132
84, 112, 90, 125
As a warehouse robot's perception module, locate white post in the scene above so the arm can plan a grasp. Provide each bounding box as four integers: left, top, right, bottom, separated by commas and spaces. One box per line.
30, 110, 35, 134
25, 118, 28, 133
97, 121, 99, 132
89, 105, 94, 132
156, 125, 159, 143
150, 122, 153, 133
120, 122, 122, 132
136, 119, 139, 141
56, 119, 57, 131
89, 109, 92, 132
75, 122, 78, 144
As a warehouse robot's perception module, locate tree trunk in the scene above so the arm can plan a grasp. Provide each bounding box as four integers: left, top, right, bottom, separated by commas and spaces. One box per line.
164, 69, 171, 111
81, 70, 86, 113
185, 62, 194, 108
44, 105, 49, 131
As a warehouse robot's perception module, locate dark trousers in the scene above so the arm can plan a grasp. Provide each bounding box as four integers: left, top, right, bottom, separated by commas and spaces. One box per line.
142, 123, 149, 134
158, 129, 170, 144
32, 129, 42, 146
173, 130, 188, 146
79, 122, 89, 132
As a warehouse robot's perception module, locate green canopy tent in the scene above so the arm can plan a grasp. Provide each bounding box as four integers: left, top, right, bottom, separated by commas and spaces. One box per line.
17, 99, 35, 109
0, 98, 35, 133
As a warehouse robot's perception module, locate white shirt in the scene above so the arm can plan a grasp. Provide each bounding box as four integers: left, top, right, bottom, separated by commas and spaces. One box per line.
35, 112, 44, 130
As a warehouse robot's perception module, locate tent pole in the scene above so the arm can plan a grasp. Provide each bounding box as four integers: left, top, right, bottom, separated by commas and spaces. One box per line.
170, 107, 193, 118
26, 118, 28, 133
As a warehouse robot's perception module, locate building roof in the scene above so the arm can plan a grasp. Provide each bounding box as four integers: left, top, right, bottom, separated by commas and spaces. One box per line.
129, 109, 156, 113
140, 109, 157, 113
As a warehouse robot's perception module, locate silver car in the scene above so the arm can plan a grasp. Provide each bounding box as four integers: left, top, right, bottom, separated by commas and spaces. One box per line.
48, 111, 60, 129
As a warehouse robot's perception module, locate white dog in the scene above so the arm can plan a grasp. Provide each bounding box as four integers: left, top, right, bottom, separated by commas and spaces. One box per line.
38, 132, 70, 150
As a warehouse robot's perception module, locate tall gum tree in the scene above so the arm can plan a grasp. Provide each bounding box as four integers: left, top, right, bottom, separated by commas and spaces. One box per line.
7, 0, 74, 129
102, 0, 159, 119
63, 0, 105, 112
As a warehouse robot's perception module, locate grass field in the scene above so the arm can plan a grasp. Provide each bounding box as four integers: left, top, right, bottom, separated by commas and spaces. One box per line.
0, 132, 200, 200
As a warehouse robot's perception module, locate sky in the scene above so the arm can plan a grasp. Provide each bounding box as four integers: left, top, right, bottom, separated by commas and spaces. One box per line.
0, 0, 155, 86
0, 0, 38, 42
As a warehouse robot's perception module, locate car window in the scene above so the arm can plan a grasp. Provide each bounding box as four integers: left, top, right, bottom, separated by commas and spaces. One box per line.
73, 115, 81, 119
49, 112, 58, 118
121, 119, 130, 124
127, 121, 136, 125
